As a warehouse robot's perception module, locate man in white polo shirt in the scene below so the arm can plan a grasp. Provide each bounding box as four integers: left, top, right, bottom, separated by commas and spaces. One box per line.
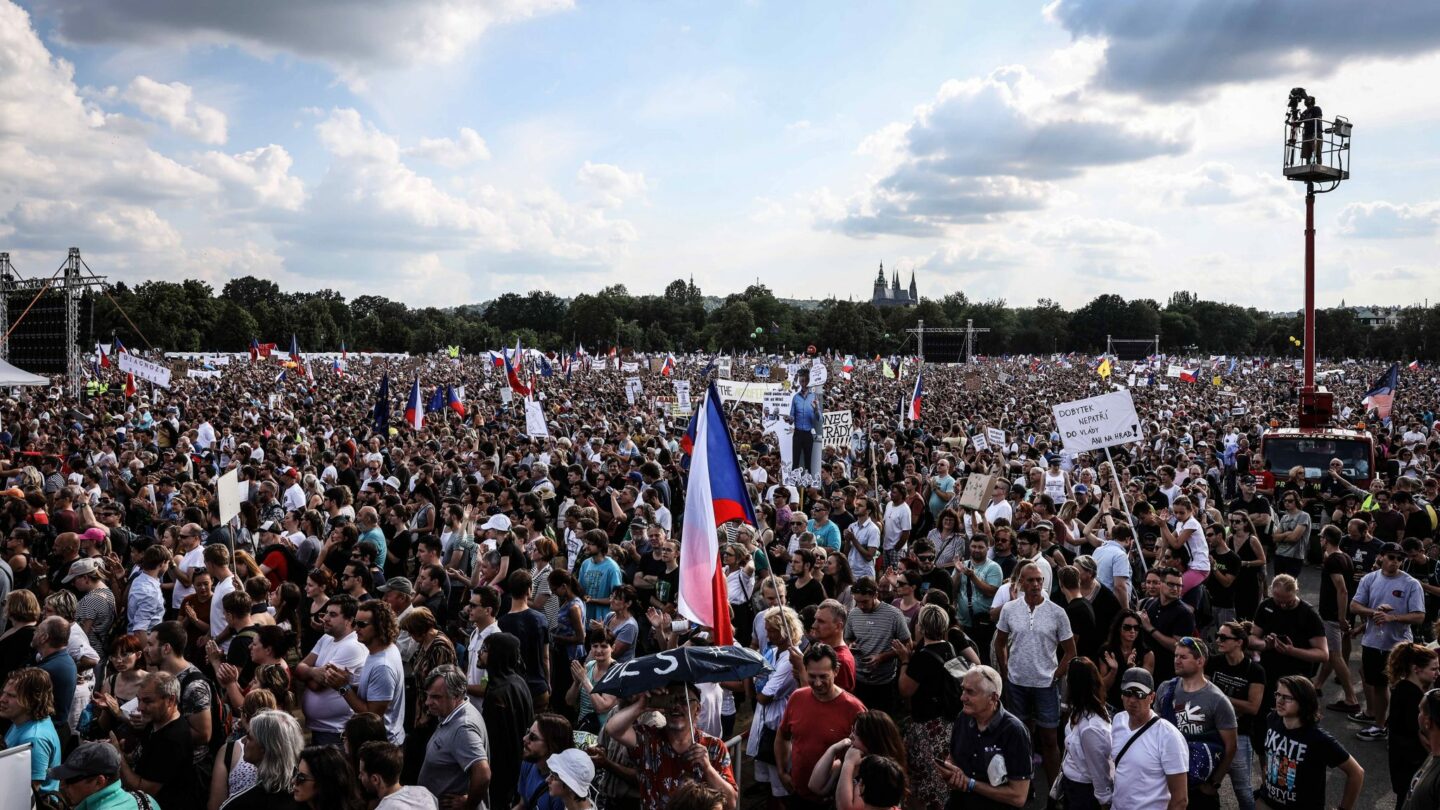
1112, 667, 1189, 810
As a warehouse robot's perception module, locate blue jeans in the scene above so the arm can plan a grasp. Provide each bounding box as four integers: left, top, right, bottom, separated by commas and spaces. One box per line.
1228, 733, 1255, 810
1003, 683, 1061, 729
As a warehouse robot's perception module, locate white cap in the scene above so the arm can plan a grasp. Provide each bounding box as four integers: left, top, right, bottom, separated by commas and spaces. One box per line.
546, 749, 595, 798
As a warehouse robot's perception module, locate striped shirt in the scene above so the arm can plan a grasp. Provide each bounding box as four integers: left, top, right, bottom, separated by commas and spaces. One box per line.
843, 602, 911, 684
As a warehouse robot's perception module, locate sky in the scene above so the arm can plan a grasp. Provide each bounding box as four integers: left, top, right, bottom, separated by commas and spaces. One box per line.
1, 0, 1439, 310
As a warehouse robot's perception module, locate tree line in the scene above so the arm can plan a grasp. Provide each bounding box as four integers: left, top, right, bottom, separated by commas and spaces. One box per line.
86, 276, 1440, 361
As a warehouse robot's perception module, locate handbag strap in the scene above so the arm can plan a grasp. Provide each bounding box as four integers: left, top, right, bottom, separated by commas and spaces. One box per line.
1113, 717, 1161, 767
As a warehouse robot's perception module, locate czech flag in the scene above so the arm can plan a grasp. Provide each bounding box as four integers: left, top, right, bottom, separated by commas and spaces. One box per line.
405, 378, 424, 431
124, 373, 135, 397
97, 345, 110, 369
341, 342, 348, 361
660, 354, 676, 377
446, 385, 466, 419
908, 366, 923, 421
1408, 360, 1421, 372
677, 381, 757, 646
1363, 362, 1400, 425
332, 357, 344, 377
505, 340, 532, 396
373, 374, 390, 433
489, 350, 505, 369
1179, 368, 1198, 383
289, 334, 301, 364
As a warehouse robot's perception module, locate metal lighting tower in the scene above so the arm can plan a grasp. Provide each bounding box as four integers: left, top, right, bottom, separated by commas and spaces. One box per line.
1281, 88, 1351, 427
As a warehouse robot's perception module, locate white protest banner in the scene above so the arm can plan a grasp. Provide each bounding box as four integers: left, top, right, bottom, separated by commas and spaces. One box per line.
717, 358, 732, 378
591, 358, 607, 371
625, 377, 643, 405
714, 379, 780, 405
217, 468, 242, 524
985, 427, 1006, 448
524, 399, 548, 437
621, 362, 639, 373
762, 388, 790, 423
809, 359, 828, 387
187, 369, 221, 379
1051, 389, 1144, 452
1166, 364, 1184, 379
118, 353, 172, 389
500, 387, 513, 404
970, 433, 989, 452
673, 381, 691, 413
821, 410, 851, 449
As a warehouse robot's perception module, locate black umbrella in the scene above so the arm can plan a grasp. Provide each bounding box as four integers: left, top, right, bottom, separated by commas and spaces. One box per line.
591, 645, 770, 698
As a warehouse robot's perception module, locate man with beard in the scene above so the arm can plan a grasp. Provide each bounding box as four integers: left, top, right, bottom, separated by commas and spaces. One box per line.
955, 535, 1002, 664
605, 682, 738, 810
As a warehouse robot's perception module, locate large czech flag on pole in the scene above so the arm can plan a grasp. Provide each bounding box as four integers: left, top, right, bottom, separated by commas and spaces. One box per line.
908, 365, 923, 422
1363, 362, 1400, 425
678, 382, 756, 646
405, 378, 424, 431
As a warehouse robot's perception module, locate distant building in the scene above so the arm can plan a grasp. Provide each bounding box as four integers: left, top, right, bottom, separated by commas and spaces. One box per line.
870, 263, 917, 308
1351, 306, 1399, 329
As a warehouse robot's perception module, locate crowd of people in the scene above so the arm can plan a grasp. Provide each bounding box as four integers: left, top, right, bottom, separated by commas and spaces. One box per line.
0, 349, 1436, 810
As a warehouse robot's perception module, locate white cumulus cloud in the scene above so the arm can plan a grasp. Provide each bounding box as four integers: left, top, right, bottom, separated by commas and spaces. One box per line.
120, 75, 227, 144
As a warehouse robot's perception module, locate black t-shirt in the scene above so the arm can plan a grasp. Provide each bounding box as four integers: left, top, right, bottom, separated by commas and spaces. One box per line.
1372, 509, 1406, 542
788, 577, 826, 614
1343, 537, 1383, 589
1227, 496, 1273, 539
1063, 594, 1099, 662
1318, 551, 1354, 622
917, 568, 952, 600
1206, 549, 1242, 609
136, 717, 202, 809
1088, 584, 1122, 646
654, 565, 679, 607
1253, 598, 1326, 684
1259, 713, 1349, 810
905, 640, 959, 723
1207, 654, 1265, 735
496, 607, 551, 698
636, 555, 667, 601
1405, 510, 1434, 544
228, 627, 259, 685
1144, 598, 1196, 683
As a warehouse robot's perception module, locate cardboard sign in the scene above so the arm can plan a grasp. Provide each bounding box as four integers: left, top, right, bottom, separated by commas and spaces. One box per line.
1051, 390, 1144, 452
958, 472, 995, 510
821, 410, 851, 449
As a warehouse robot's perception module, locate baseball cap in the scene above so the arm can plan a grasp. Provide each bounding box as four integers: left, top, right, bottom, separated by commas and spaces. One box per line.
1033, 520, 1054, 531
1120, 667, 1155, 697
1379, 542, 1404, 557
1072, 484, 1089, 495
80, 527, 107, 544
546, 749, 596, 798
62, 558, 102, 584
48, 742, 121, 781
480, 514, 512, 533
1240, 475, 1256, 485
377, 577, 415, 596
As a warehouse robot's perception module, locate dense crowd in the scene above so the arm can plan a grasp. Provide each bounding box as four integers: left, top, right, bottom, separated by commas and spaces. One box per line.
0, 349, 1438, 810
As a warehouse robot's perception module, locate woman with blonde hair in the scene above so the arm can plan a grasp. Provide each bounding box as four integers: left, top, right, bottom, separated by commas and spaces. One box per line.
748, 606, 803, 804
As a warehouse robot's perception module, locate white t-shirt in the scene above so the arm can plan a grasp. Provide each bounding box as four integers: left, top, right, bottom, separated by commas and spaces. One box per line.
881, 502, 912, 551
985, 499, 1013, 526
361, 645, 406, 744
847, 518, 881, 579
171, 546, 206, 608
284, 483, 307, 512
302, 632, 368, 734
1110, 712, 1188, 810
210, 573, 237, 649
1178, 516, 1209, 572
466, 623, 499, 712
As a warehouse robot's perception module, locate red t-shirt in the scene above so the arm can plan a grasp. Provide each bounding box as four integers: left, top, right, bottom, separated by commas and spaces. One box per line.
628, 724, 736, 810
834, 643, 857, 692
261, 549, 289, 590
780, 687, 866, 800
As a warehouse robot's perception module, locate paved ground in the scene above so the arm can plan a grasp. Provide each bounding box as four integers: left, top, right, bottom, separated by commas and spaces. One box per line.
735, 560, 1414, 809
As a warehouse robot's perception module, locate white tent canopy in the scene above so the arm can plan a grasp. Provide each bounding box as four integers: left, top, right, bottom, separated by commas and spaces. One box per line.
0, 359, 51, 387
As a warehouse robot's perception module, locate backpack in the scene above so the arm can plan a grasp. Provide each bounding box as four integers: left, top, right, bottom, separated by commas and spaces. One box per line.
177, 667, 232, 757
928, 643, 970, 719
258, 543, 309, 589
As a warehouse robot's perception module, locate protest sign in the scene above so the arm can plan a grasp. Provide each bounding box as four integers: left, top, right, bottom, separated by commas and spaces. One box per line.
119, 353, 172, 388
985, 427, 1005, 448
621, 362, 639, 373
755, 364, 770, 378
1051, 390, 1144, 452
673, 380, 691, 413
524, 399, 548, 437
821, 410, 851, 449
809, 359, 827, 387
959, 473, 995, 510
625, 377, 643, 405
715, 379, 780, 405
500, 387, 513, 404
717, 358, 732, 378
217, 469, 242, 524
970, 432, 989, 452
